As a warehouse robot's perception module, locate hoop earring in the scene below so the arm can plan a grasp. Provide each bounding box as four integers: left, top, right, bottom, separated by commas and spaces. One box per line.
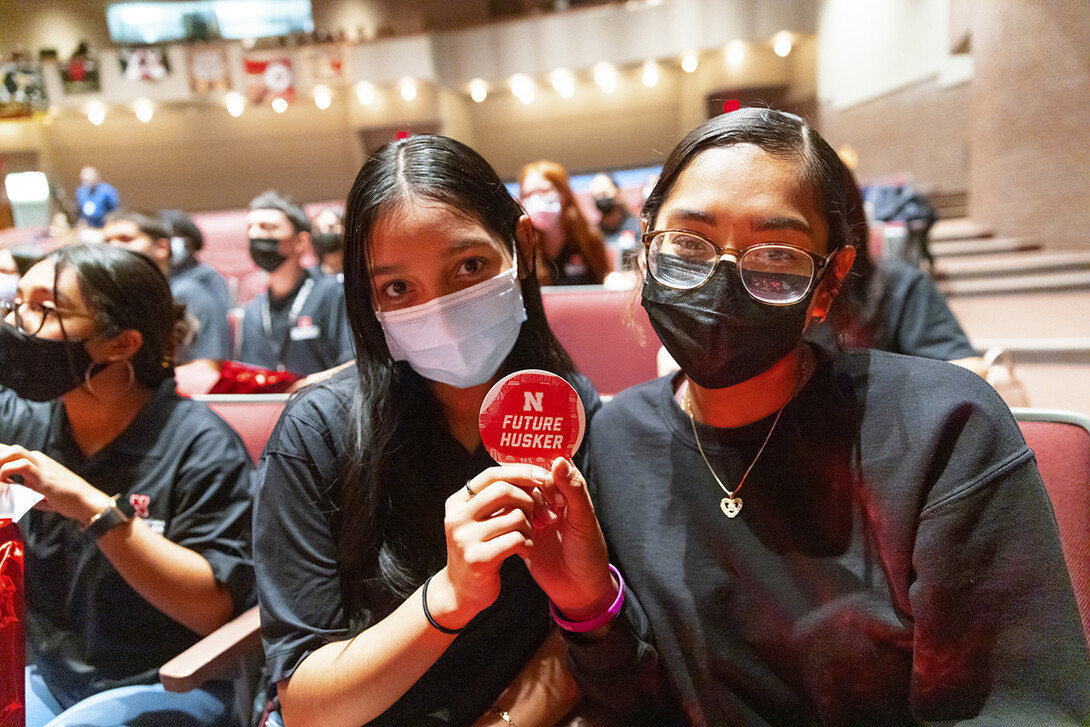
83, 359, 135, 398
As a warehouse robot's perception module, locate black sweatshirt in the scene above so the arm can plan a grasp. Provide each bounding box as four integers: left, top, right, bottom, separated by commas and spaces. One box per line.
573, 347, 1090, 726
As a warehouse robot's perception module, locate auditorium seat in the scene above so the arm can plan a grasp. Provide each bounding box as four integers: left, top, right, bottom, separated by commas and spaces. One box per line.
1013, 408, 1090, 643
195, 393, 290, 464
541, 285, 660, 396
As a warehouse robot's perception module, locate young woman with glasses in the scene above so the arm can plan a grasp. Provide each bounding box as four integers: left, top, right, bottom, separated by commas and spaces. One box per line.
523, 108, 1090, 724
0, 243, 254, 726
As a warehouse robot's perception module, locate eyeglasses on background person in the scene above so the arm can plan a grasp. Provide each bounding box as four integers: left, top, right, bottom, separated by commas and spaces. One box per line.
642, 229, 833, 305
1, 298, 93, 336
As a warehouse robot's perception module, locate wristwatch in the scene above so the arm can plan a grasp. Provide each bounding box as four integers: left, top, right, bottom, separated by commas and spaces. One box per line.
81, 494, 132, 540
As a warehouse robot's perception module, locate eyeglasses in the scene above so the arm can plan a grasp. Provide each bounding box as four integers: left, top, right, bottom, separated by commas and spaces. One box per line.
0, 298, 94, 336
643, 230, 833, 305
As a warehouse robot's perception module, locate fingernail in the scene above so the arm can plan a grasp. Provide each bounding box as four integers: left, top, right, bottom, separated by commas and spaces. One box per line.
531, 468, 548, 483
554, 457, 571, 477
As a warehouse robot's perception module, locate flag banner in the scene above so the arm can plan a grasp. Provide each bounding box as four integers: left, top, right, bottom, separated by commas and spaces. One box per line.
60, 45, 101, 94
0, 61, 48, 118
243, 54, 295, 104
187, 46, 230, 95
302, 44, 347, 82
118, 47, 171, 82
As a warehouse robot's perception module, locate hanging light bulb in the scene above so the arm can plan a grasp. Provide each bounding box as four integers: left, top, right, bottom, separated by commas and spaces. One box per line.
225, 93, 245, 117
87, 104, 106, 126
773, 32, 793, 57
356, 82, 375, 106
594, 63, 617, 93
726, 41, 745, 66
134, 100, 154, 123
552, 69, 575, 99
469, 79, 488, 103
313, 85, 332, 110
272, 97, 288, 113
681, 54, 699, 73
510, 74, 535, 104
400, 79, 417, 102
642, 60, 659, 88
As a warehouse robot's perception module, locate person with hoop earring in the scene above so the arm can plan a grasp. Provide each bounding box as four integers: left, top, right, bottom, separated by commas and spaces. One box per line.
0, 243, 253, 727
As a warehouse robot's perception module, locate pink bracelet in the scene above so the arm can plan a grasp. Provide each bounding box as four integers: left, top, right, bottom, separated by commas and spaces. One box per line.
549, 564, 624, 633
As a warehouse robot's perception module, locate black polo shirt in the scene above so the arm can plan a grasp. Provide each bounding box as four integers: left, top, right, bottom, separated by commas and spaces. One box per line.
0, 381, 255, 709
236, 270, 353, 376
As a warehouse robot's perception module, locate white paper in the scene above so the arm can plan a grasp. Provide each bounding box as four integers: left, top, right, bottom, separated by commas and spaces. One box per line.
0, 483, 44, 522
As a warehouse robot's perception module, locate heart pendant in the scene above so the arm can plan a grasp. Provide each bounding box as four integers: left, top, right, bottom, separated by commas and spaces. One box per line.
721, 496, 743, 518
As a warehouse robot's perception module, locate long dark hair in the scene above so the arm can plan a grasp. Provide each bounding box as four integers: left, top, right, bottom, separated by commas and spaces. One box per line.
48, 242, 179, 387
642, 107, 868, 268
339, 134, 576, 617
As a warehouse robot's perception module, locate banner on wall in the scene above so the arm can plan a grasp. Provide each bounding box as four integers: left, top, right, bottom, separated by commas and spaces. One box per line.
118, 47, 171, 82
187, 46, 230, 95
301, 45, 346, 83
60, 45, 101, 94
243, 54, 295, 104
0, 61, 48, 119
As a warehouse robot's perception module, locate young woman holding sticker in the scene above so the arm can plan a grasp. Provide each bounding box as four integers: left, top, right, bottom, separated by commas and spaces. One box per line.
538, 108, 1090, 724
253, 135, 610, 727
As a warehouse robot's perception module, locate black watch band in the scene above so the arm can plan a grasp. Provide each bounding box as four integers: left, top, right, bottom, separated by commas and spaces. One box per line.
82, 494, 132, 541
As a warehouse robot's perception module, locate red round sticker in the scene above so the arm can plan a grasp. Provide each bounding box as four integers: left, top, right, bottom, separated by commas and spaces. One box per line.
479, 369, 585, 468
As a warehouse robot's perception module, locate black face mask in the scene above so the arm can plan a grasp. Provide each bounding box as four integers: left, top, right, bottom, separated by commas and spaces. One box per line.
249, 237, 288, 273
641, 263, 814, 389
0, 322, 99, 402
594, 196, 617, 215
312, 232, 343, 257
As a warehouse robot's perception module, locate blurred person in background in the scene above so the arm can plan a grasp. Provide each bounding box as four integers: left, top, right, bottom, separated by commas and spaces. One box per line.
161, 209, 232, 311
310, 206, 345, 279
104, 210, 231, 365
589, 173, 641, 270
519, 160, 610, 286
74, 167, 118, 229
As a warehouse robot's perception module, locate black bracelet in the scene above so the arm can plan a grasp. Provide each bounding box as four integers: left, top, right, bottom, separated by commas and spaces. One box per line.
422, 575, 462, 635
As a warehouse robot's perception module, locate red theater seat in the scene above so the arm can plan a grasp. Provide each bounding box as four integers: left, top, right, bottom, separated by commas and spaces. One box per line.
1014, 408, 1090, 643
196, 393, 290, 464
541, 286, 660, 396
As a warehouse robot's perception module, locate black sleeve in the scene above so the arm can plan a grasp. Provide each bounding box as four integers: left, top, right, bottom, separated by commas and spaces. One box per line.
908, 392, 1090, 722
253, 388, 357, 684
885, 264, 978, 360
169, 421, 256, 614
567, 409, 678, 720
177, 290, 232, 362
0, 387, 48, 445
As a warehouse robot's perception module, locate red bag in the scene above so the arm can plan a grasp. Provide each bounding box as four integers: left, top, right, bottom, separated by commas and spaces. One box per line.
0, 519, 24, 727
208, 360, 301, 395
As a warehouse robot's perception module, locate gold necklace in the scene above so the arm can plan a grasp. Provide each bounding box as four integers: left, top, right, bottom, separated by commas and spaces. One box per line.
683, 350, 812, 519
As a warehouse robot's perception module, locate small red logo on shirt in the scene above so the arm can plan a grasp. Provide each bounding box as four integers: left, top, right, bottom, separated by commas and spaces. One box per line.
297, 316, 313, 328
129, 494, 151, 519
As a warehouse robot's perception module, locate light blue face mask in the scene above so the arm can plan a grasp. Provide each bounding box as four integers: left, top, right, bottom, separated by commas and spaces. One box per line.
170, 236, 189, 266
376, 260, 526, 388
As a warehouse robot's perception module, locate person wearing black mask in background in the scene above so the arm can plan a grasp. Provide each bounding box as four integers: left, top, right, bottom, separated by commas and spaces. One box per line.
589, 173, 642, 271
237, 190, 353, 376
309, 206, 345, 281
0, 243, 253, 726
